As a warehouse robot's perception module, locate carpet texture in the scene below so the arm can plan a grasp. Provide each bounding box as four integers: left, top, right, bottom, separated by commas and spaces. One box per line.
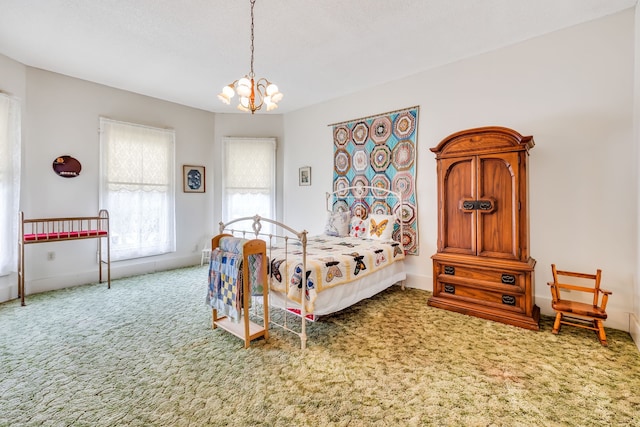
1, 266, 639, 426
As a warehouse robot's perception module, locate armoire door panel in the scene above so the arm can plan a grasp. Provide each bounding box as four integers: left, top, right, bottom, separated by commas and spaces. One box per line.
441, 157, 475, 254
477, 154, 519, 259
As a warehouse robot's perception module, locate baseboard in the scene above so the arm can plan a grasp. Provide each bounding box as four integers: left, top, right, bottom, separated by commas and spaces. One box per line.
4, 266, 429, 304
402, 277, 632, 334
0, 273, 18, 303
404, 273, 431, 291
0, 254, 201, 304
630, 313, 640, 352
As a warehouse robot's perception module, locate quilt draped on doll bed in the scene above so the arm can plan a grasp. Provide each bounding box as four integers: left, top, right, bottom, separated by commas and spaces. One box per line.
206, 237, 264, 322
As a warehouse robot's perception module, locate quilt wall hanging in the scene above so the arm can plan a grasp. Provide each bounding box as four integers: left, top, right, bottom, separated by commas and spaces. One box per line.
331, 106, 419, 255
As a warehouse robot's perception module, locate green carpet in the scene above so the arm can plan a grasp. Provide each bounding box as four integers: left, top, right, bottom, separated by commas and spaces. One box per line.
1, 266, 639, 426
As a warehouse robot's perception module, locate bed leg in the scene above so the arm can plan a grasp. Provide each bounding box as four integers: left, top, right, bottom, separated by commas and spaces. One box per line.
18, 241, 25, 306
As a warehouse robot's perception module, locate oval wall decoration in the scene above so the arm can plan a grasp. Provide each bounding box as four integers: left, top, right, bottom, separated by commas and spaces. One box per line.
52, 155, 82, 178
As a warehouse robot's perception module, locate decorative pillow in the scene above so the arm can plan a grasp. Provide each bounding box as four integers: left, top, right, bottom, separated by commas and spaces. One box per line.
349, 216, 369, 238
325, 211, 351, 237
368, 214, 395, 241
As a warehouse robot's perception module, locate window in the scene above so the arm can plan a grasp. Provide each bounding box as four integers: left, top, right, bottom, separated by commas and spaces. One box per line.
99, 118, 175, 261
0, 94, 21, 276
223, 137, 276, 232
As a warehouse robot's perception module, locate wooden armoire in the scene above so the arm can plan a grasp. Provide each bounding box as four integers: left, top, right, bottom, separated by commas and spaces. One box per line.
428, 126, 540, 330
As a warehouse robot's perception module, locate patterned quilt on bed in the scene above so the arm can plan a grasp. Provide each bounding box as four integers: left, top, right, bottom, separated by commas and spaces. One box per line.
267, 235, 404, 313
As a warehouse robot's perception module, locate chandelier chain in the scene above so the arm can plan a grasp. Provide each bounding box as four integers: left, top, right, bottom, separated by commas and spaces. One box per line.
249, 0, 255, 78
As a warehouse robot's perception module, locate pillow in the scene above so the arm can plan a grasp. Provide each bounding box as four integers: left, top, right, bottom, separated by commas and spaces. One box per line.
325, 211, 351, 237
349, 216, 369, 238
368, 214, 395, 241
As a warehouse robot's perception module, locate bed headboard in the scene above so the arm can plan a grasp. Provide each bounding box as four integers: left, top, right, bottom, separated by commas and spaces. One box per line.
326, 185, 405, 249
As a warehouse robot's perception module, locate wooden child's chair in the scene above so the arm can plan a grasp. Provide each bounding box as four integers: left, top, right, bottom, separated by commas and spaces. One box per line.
547, 264, 612, 346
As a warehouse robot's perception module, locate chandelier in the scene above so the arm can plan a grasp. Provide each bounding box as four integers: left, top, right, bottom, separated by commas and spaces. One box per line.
217, 0, 283, 113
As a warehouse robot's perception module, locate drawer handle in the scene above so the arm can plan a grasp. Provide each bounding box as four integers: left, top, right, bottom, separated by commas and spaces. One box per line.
444, 266, 455, 275
501, 274, 516, 285
502, 295, 516, 306
444, 284, 455, 294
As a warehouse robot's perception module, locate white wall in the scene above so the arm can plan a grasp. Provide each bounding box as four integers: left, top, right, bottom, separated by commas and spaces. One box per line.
0, 55, 285, 303
0, 63, 285, 303
0, 54, 26, 98
2, 67, 220, 299
283, 10, 636, 332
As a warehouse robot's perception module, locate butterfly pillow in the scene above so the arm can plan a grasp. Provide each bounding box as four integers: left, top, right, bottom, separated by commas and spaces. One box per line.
368, 214, 395, 241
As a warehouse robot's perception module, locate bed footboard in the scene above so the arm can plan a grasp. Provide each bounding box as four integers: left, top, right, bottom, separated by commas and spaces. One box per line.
218, 215, 310, 349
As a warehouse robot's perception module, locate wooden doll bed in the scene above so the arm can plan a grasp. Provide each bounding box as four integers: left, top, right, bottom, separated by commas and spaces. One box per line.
208, 234, 269, 348
18, 210, 111, 306
213, 186, 407, 349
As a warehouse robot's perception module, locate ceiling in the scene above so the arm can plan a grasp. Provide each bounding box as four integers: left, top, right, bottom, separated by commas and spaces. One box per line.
0, 0, 636, 114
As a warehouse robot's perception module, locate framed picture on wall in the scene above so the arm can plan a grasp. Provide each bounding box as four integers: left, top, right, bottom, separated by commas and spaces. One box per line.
299, 166, 311, 186
183, 165, 205, 193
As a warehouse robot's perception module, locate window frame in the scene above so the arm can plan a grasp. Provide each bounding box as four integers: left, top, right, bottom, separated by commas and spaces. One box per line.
222, 136, 276, 226
99, 117, 176, 261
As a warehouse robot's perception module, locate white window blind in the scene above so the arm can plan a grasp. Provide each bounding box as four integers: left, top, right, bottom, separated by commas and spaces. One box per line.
0, 94, 21, 276
223, 137, 276, 231
99, 117, 175, 260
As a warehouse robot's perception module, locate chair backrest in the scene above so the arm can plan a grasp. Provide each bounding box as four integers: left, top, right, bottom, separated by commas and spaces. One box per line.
550, 264, 602, 307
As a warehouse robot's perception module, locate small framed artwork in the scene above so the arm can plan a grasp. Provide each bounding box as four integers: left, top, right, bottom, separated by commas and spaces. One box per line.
183, 165, 205, 193
299, 166, 311, 186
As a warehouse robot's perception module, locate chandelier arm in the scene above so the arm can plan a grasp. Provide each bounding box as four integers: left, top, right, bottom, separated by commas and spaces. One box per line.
255, 78, 268, 91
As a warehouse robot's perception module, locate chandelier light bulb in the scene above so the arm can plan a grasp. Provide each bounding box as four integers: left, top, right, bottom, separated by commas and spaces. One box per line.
271, 92, 283, 103
236, 78, 252, 97
266, 83, 278, 96
222, 85, 235, 98
217, 92, 230, 104
218, 84, 236, 104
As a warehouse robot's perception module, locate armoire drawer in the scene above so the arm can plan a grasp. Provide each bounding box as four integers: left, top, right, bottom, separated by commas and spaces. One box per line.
434, 280, 526, 314
434, 262, 525, 291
